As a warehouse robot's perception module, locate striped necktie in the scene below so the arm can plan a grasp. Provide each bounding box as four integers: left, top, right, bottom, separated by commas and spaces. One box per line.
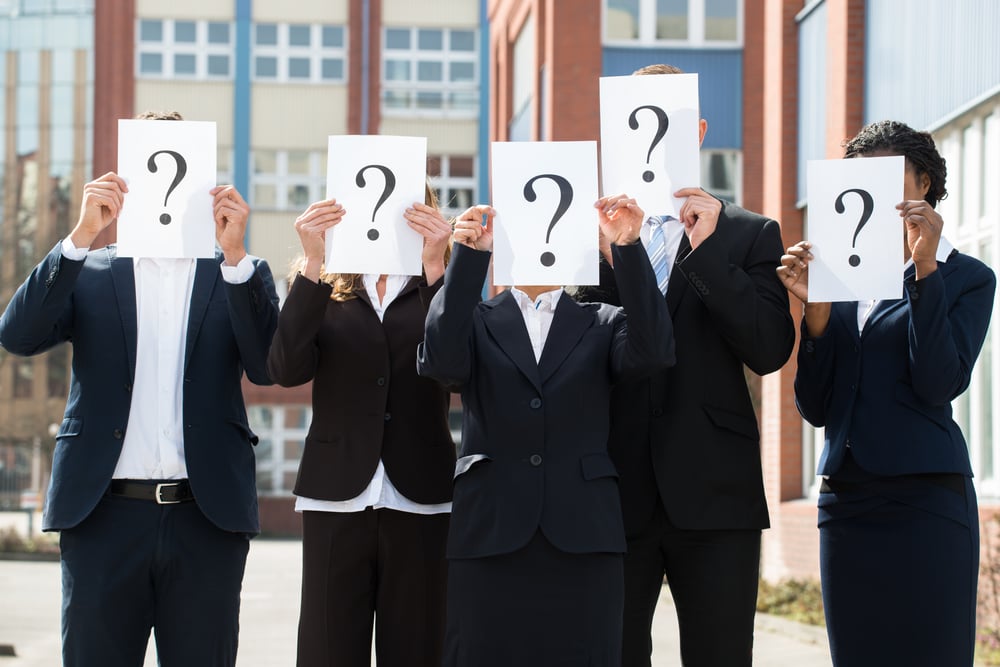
646, 216, 670, 296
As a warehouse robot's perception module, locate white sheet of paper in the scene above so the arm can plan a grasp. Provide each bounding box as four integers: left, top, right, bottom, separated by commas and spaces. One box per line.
599, 73, 701, 219
806, 155, 905, 302
116, 120, 217, 258
492, 141, 599, 287
325, 135, 427, 276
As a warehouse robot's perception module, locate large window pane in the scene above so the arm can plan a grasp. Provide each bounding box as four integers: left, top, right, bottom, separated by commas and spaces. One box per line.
322, 25, 343, 48
657, 0, 688, 40
207, 55, 229, 76
450, 61, 475, 82
386, 28, 410, 49
705, 0, 738, 41
174, 21, 196, 43
321, 58, 343, 80
451, 30, 475, 51
385, 59, 410, 81
174, 54, 196, 75
417, 61, 443, 81
256, 23, 277, 46
288, 57, 310, 79
255, 56, 277, 78
140, 19, 162, 42
606, 0, 639, 40
139, 52, 162, 74
289, 24, 310, 47
208, 22, 230, 44
417, 29, 442, 50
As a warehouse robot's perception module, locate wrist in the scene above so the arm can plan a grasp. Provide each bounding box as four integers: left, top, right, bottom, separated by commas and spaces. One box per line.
222, 247, 247, 267
914, 260, 938, 280
69, 226, 97, 250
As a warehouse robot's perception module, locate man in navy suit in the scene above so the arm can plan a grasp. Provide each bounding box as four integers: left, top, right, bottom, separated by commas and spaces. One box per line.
0, 112, 279, 667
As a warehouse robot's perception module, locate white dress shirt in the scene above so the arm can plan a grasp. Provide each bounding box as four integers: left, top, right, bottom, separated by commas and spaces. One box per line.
509, 286, 563, 362
60, 238, 255, 480
640, 215, 686, 284
295, 273, 452, 516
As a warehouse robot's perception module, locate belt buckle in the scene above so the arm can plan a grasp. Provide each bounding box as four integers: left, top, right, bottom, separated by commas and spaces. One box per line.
155, 482, 182, 505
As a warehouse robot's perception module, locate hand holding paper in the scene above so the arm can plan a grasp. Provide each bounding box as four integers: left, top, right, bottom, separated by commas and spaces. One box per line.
899, 199, 943, 279
675, 187, 721, 250
405, 202, 452, 284
71, 172, 129, 249
453, 205, 495, 252
595, 194, 644, 245
212, 185, 250, 266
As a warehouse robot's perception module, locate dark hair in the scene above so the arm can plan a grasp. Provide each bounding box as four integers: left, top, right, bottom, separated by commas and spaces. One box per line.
135, 110, 184, 121
633, 63, 685, 76
842, 120, 947, 207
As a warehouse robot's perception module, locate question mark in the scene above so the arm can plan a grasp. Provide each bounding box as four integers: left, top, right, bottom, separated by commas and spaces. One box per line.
628, 105, 669, 183
834, 188, 875, 267
146, 150, 187, 225
355, 165, 397, 241
523, 174, 573, 267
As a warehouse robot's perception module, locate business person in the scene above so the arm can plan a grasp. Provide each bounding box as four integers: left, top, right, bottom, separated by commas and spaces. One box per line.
266, 187, 454, 667
778, 120, 994, 667
418, 195, 675, 666
574, 64, 796, 666
0, 113, 279, 667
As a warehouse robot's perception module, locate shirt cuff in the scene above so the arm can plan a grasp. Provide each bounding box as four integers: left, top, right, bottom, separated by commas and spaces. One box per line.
220, 254, 255, 284
61, 237, 89, 261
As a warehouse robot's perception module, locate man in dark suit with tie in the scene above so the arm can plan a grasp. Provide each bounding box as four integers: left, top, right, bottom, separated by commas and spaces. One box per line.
575, 64, 796, 666
0, 112, 279, 667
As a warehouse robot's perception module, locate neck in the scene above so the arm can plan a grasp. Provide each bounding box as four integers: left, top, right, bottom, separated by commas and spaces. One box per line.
515, 285, 559, 301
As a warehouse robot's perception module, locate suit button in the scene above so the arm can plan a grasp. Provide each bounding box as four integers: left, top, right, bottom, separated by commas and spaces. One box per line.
529, 454, 542, 466
376, 377, 386, 387
805, 341, 815, 353
529, 398, 542, 409
113, 429, 123, 439
652, 407, 663, 417
384, 412, 392, 422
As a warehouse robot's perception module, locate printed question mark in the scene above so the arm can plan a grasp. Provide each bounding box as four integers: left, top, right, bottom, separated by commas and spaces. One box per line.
523, 174, 573, 267
628, 105, 669, 183
355, 164, 397, 241
834, 188, 875, 267
146, 150, 187, 225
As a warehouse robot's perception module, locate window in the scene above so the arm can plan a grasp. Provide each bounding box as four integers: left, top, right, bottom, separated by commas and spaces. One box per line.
136, 19, 232, 79
701, 150, 740, 204
428, 155, 476, 218
382, 27, 478, 116
604, 0, 742, 46
253, 23, 346, 83
251, 149, 326, 211
248, 405, 310, 496
13, 358, 33, 399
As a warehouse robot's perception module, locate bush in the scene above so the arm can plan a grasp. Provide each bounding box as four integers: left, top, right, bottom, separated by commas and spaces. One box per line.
0, 526, 59, 554
756, 578, 826, 627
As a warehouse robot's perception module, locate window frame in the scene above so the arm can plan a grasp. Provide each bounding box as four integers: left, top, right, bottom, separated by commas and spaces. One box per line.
251, 22, 347, 84
381, 26, 479, 118
602, 0, 744, 48
136, 18, 234, 80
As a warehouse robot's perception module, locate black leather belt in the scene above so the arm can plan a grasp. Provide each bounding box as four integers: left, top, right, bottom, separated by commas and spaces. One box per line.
108, 479, 194, 504
820, 473, 965, 497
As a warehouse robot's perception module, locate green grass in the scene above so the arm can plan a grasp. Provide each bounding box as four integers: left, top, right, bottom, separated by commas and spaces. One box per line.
756, 578, 826, 627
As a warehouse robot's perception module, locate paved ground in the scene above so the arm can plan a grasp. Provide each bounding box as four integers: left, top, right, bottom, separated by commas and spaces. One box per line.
0, 538, 833, 666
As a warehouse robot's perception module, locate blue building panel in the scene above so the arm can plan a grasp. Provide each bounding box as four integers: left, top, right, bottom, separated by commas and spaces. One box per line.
602, 47, 743, 150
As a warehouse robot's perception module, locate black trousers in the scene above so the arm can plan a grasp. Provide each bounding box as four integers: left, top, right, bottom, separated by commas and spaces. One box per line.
59, 493, 250, 667
296, 508, 449, 667
622, 503, 761, 667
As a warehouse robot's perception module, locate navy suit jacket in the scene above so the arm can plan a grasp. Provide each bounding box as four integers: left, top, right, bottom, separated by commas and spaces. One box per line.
796, 251, 995, 477
0, 243, 279, 534
417, 242, 675, 559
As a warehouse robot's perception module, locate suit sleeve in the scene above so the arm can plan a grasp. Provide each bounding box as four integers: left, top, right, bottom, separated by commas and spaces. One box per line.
793, 316, 838, 428
608, 242, 676, 383
417, 243, 490, 391
907, 259, 996, 406
224, 257, 279, 386
0, 242, 82, 356
673, 216, 795, 375
266, 274, 332, 387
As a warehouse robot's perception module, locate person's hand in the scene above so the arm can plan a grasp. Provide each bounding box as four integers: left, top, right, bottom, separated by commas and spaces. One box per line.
453, 205, 495, 252
294, 199, 345, 282
595, 194, 644, 247
776, 241, 815, 304
899, 199, 943, 279
674, 188, 722, 250
406, 202, 452, 284
70, 172, 128, 249
212, 185, 251, 266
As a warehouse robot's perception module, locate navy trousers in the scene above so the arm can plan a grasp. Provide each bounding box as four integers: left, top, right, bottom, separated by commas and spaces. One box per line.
59, 492, 250, 667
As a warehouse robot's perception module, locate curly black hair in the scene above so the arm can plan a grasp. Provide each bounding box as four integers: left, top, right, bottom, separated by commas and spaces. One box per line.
842, 120, 947, 207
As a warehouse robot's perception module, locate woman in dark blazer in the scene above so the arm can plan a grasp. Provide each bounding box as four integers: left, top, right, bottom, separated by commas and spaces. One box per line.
418, 196, 675, 666
266, 186, 455, 667
778, 120, 996, 667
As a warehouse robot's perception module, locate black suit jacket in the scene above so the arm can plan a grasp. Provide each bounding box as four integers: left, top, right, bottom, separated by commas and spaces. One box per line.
575, 197, 795, 534
267, 274, 455, 505
0, 243, 279, 534
418, 242, 675, 559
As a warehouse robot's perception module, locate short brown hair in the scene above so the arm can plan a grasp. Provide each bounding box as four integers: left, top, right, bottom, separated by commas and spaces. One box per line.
135, 110, 184, 121
633, 64, 685, 76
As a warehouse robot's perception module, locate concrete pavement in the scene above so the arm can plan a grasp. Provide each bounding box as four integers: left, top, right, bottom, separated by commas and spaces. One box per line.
0, 539, 832, 666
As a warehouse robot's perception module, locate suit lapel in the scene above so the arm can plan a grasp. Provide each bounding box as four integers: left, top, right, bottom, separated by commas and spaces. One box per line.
108, 246, 138, 381
665, 233, 691, 317
863, 263, 917, 334
537, 292, 594, 383
482, 292, 543, 392
184, 258, 219, 372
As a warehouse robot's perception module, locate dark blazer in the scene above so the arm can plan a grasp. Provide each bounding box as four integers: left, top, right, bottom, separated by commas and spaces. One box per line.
0, 243, 279, 534
418, 242, 675, 559
575, 198, 795, 534
796, 252, 995, 477
266, 274, 455, 505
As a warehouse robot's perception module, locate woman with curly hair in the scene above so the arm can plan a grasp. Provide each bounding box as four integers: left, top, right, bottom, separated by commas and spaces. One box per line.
778, 120, 995, 666
267, 185, 454, 667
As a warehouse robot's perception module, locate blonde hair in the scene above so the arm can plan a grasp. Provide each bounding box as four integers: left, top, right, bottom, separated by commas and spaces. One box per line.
288, 182, 450, 301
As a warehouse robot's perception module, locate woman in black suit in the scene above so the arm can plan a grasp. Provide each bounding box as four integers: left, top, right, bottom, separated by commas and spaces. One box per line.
418, 196, 675, 666
266, 186, 455, 667
778, 120, 995, 666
